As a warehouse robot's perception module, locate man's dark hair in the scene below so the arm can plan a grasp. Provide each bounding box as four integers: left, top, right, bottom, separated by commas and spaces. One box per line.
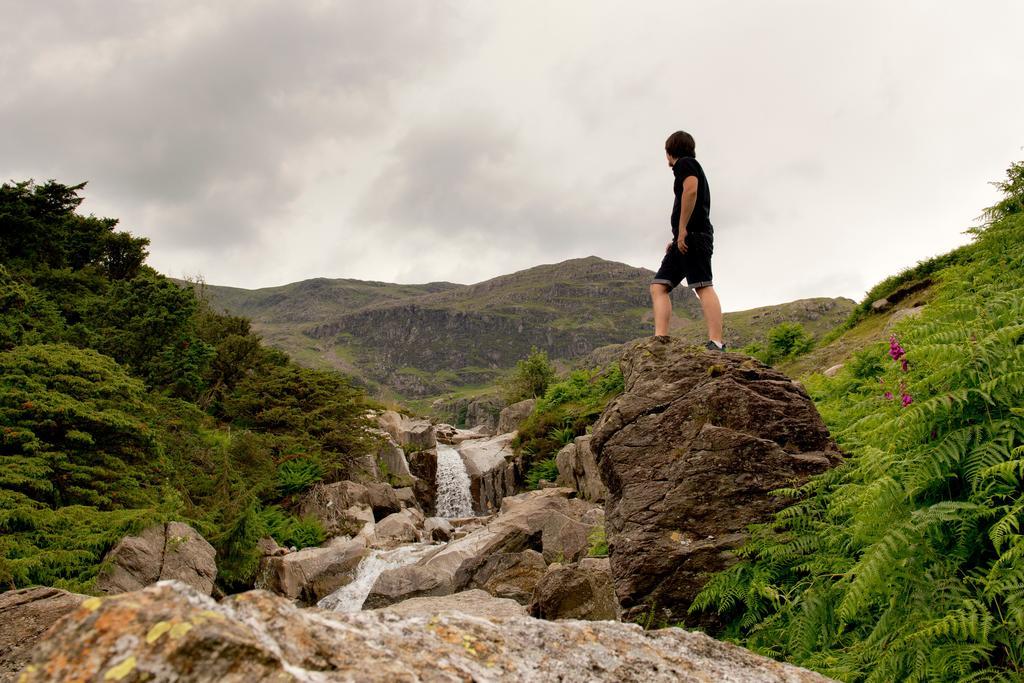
665, 131, 696, 159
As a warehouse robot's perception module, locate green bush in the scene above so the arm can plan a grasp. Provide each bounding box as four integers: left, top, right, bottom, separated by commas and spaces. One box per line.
744, 322, 814, 366
276, 456, 324, 496
503, 346, 556, 403
525, 456, 559, 490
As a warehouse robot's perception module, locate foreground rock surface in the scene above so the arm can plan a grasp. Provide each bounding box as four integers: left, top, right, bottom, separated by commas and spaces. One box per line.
0, 586, 86, 681
96, 521, 217, 596
592, 339, 843, 625
18, 582, 833, 682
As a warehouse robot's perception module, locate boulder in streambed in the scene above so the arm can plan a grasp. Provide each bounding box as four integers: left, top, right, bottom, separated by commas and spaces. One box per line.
17, 581, 834, 682
591, 338, 843, 625
456, 432, 520, 514
255, 536, 365, 604
95, 521, 216, 596
497, 398, 537, 434
530, 557, 618, 621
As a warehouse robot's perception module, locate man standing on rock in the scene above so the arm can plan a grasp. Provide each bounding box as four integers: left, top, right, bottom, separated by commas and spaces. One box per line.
650, 130, 725, 351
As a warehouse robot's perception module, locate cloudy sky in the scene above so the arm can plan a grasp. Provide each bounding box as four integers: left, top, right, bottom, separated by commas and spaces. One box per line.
3, 2, 1022, 310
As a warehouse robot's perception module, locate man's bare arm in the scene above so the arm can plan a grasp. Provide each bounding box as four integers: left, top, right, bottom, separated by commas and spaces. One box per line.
677, 176, 699, 253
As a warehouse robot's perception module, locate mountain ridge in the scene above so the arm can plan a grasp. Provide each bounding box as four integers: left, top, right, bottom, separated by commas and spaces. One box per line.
180, 256, 854, 398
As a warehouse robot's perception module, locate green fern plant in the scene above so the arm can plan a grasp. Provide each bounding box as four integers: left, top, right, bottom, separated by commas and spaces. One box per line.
691, 167, 1024, 682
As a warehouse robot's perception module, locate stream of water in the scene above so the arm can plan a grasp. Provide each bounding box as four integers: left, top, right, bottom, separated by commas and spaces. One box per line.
435, 443, 474, 518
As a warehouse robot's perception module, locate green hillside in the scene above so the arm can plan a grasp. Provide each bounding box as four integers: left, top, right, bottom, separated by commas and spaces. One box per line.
692, 161, 1024, 681
191, 259, 854, 400
0, 181, 376, 594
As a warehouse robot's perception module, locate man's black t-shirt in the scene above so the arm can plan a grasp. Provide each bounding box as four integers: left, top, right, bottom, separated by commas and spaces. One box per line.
671, 157, 713, 237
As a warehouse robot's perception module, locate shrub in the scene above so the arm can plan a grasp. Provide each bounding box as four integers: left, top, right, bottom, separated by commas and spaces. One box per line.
503, 347, 556, 403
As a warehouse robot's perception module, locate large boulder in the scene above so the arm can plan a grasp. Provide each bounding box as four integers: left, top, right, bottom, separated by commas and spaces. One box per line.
371, 429, 413, 480
591, 339, 843, 625
365, 489, 601, 608
467, 550, 549, 605
555, 435, 608, 503
96, 522, 216, 596
256, 537, 365, 604
497, 398, 537, 434
530, 558, 618, 621
17, 582, 833, 682
406, 446, 438, 514
435, 423, 492, 445
372, 510, 422, 547
457, 432, 520, 514
0, 586, 87, 680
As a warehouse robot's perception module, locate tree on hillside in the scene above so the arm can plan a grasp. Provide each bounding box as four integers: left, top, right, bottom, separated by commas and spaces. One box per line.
504, 347, 556, 403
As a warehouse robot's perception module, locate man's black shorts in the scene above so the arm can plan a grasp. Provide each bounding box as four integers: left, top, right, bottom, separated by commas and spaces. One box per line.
652, 232, 713, 291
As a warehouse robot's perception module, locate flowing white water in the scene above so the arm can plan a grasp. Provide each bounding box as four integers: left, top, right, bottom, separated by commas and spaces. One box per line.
317, 543, 435, 612
435, 443, 474, 518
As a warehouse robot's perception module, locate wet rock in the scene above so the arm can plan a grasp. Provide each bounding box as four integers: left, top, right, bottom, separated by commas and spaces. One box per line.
530, 558, 618, 621
0, 586, 86, 680
497, 398, 537, 434
469, 550, 548, 605
457, 432, 520, 514
96, 522, 216, 596
407, 446, 438, 514
367, 489, 601, 608
19, 581, 833, 682
256, 536, 365, 604
591, 339, 843, 625
555, 435, 608, 503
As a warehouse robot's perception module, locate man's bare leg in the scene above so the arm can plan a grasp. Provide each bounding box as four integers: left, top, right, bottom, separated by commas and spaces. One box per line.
695, 285, 723, 345
650, 283, 672, 337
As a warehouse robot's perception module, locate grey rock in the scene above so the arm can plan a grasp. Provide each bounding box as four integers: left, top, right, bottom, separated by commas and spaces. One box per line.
96, 522, 216, 596
378, 588, 528, 620
823, 363, 844, 377
555, 435, 608, 502
373, 510, 421, 547
497, 398, 537, 434
469, 550, 549, 605
457, 432, 519, 514
530, 558, 619, 621
423, 516, 454, 542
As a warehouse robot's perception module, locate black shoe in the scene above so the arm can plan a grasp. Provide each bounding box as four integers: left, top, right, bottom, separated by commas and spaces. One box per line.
653, 335, 671, 344
705, 340, 727, 352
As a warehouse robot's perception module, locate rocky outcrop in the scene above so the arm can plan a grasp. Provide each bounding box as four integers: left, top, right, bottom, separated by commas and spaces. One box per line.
256, 537, 365, 604
96, 522, 216, 596
365, 489, 601, 609
555, 435, 608, 503
371, 429, 413, 480
457, 432, 520, 514
376, 410, 436, 451
591, 339, 843, 625
497, 398, 536, 434
530, 558, 618, 621
431, 394, 504, 433
17, 581, 832, 682
0, 586, 87, 680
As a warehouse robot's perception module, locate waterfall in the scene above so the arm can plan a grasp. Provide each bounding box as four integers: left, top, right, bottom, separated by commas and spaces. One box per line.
435, 443, 474, 518
317, 543, 435, 612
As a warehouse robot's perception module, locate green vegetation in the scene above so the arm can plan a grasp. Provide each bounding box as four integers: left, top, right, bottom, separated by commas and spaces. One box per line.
503, 347, 557, 404
692, 162, 1024, 681
587, 524, 609, 558
0, 181, 374, 593
744, 322, 815, 366
514, 363, 625, 480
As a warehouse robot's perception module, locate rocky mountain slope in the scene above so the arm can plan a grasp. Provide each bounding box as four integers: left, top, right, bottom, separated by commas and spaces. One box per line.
184, 257, 854, 399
